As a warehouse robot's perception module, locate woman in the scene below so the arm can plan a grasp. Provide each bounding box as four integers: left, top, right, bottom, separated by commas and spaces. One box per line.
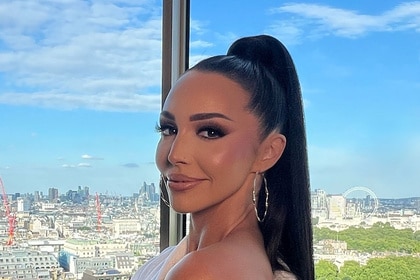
132, 35, 314, 280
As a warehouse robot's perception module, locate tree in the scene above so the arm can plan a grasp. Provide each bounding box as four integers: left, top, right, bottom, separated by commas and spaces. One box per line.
315, 260, 338, 279
338, 260, 360, 279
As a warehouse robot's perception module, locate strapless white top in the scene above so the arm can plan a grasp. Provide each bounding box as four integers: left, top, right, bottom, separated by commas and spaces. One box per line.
131, 238, 296, 280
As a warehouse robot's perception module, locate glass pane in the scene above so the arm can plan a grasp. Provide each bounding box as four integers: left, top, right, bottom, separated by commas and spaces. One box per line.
0, 0, 162, 277
190, 0, 419, 278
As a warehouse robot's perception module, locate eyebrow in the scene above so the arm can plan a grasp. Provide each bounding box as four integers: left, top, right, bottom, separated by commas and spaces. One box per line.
160, 111, 233, 122
160, 111, 175, 120
190, 112, 233, 122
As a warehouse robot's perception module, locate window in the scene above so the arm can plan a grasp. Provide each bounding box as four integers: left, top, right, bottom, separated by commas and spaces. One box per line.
158, 0, 420, 278
2, 1, 418, 278
1, 0, 163, 256
185, 1, 418, 279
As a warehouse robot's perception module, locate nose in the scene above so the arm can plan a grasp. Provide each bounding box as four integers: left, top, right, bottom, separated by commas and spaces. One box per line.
167, 133, 189, 165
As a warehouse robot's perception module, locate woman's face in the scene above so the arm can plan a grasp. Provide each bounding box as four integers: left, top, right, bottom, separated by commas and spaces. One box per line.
156, 70, 265, 214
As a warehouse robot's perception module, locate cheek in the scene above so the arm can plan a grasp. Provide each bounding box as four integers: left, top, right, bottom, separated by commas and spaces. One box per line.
208, 139, 257, 175
155, 139, 168, 172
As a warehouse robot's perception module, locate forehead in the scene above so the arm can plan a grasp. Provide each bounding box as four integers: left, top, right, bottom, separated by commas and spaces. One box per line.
163, 70, 251, 114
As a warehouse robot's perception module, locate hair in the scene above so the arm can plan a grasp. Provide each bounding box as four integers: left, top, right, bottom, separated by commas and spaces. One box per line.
190, 35, 314, 280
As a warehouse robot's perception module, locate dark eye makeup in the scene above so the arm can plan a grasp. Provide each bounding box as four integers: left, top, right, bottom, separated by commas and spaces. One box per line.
197, 124, 227, 139
155, 119, 229, 140
155, 122, 177, 136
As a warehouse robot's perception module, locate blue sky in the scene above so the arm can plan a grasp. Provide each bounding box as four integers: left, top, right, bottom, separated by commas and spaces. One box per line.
0, 0, 419, 198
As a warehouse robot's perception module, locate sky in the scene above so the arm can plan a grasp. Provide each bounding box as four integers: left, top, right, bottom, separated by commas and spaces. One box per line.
0, 0, 419, 198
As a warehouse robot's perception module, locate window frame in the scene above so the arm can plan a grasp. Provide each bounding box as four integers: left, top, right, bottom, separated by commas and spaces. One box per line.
159, 0, 190, 251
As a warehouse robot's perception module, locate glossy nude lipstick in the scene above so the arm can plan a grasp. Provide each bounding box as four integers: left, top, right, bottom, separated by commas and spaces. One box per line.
166, 174, 204, 192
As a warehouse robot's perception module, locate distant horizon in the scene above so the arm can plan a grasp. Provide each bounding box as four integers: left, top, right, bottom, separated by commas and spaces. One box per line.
4, 183, 418, 200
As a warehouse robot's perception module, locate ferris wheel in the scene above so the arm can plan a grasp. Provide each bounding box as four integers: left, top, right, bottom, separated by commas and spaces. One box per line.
342, 186, 379, 219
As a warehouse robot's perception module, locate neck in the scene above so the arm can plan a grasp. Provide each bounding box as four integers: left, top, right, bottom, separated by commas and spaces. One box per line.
186, 191, 260, 252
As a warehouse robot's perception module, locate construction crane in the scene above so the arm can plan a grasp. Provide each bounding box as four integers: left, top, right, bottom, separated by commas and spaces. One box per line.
95, 192, 101, 232
0, 177, 15, 245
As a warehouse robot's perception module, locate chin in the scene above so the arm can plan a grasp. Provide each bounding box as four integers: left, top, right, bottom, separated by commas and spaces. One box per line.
170, 204, 193, 214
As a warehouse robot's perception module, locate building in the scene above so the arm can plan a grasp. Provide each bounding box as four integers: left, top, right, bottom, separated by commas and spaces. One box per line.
59, 251, 135, 278
327, 195, 346, 219
0, 250, 61, 280
139, 182, 158, 204
72, 257, 115, 279
311, 189, 328, 220
49, 188, 59, 203
59, 238, 130, 277
27, 239, 66, 252
113, 219, 141, 237
17, 197, 31, 213
62, 239, 100, 260
34, 190, 41, 202
110, 252, 135, 274
41, 202, 57, 212
81, 269, 130, 280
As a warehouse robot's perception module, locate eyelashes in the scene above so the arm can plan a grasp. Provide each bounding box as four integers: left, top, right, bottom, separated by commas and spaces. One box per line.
155, 122, 177, 136
197, 125, 226, 139
155, 122, 227, 139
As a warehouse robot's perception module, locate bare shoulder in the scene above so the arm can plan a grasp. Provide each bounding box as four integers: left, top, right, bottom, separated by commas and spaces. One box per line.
166, 233, 272, 280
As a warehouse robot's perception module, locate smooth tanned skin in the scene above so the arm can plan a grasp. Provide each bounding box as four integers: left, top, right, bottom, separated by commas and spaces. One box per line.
156, 71, 286, 279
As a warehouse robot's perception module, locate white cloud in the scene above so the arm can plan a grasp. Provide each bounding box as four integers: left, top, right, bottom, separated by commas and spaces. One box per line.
0, 0, 162, 112
265, 20, 305, 45
62, 164, 76, 168
81, 155, 93, 160
0, 91, 160, 111
190, 19, 208, 35
81, 154, 104, 160
269, 2, 420, 41
190, 40, 214, 49
62, 162, 92, 168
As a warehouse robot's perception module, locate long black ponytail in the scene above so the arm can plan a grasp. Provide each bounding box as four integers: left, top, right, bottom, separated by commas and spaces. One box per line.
192, 35, 314, 280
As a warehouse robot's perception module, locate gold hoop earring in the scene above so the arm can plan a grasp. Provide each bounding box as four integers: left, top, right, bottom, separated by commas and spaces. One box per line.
160, 175, 170, 207
253, 172, 269, 223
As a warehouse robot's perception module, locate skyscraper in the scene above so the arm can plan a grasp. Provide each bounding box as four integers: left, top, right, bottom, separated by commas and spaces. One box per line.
48, 187, 59, 203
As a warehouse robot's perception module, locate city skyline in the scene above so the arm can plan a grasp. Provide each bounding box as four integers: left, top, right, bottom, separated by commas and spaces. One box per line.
1, 179, 418, 279
0, 1, 419, 198
5, 184, 419, 202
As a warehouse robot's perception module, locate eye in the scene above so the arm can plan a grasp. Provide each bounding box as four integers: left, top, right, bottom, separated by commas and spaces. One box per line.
197, 126, 226, 139
155, 123, 177, 136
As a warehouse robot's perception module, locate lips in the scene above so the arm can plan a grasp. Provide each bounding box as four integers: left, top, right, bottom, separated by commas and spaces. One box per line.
166, 173, 204, 191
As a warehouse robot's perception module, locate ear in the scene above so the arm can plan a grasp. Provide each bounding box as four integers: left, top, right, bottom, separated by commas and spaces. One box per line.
253, 132, 286, 172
